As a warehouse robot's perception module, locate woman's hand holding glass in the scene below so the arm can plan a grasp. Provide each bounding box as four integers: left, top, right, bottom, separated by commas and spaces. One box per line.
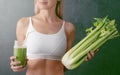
10, 56, 26, 72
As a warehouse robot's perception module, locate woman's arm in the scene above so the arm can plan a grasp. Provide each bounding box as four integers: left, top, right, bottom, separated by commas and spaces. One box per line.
65, 22, 76, 51
10, 17, 29, 72
16, 17, 29, 44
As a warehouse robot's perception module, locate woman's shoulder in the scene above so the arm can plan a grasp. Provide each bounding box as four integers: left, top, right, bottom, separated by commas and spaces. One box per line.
17, 17, 30, 28
64, 21, 76, 35
16, 17, 30, 37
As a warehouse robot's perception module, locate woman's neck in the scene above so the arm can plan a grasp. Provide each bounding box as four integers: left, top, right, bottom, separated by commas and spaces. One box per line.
37, 9, 58, 23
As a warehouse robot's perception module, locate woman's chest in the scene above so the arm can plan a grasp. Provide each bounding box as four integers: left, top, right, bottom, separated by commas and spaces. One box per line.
26, 32, 67, 56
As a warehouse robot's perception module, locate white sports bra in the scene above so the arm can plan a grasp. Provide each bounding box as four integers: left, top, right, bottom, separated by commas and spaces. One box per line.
24, 17, 67, 60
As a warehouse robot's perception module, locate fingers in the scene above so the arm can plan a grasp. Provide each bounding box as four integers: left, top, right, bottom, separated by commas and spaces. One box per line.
10, 60, 25, 72
10, 56, 16, 61
85, 49, 99, 61
11, 65, 25, 72
94, 48, 99, 53
10, 61, 21, 66
10, 56, 25, 72
10, 56, 20, 67
90, 51, 95, 57
85, 51, 95, 61
11, 65, 22, 72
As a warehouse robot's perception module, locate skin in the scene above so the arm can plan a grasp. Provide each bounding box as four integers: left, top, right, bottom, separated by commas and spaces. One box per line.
10, 0, 98, 75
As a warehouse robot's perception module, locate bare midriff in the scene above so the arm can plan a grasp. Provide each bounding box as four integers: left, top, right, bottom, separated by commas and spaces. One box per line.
26, 59, 64, 75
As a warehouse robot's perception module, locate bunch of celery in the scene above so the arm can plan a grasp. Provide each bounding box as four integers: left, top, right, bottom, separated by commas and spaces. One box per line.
62, 16, 119, 70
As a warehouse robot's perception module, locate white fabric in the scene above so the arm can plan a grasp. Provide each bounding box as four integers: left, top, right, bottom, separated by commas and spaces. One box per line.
24, 17, 67, 60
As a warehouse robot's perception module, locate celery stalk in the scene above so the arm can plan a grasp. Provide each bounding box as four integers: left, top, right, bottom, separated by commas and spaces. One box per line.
62, 16, 119, 70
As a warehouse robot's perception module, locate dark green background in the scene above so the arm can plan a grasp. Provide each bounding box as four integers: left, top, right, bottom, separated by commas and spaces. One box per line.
64, 0, 120, 75
0, 0, 119, 75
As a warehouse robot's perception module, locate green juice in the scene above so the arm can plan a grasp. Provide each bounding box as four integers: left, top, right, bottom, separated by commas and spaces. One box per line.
14, 47, 27, 67
14, 40, 27, 67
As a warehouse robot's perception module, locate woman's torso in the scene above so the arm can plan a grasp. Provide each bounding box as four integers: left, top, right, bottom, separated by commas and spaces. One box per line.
26, 59, 64, 75
24, 16, 67, 75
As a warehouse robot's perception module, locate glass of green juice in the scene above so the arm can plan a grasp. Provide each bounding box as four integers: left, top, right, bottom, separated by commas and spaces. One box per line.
14, 40, 27, 67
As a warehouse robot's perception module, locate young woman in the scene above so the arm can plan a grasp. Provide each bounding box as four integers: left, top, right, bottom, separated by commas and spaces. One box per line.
10, 0, 96, 75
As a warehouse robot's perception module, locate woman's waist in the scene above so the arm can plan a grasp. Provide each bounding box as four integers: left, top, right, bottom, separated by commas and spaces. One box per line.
27, 59, 64, 71
26, 68, 64, 75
